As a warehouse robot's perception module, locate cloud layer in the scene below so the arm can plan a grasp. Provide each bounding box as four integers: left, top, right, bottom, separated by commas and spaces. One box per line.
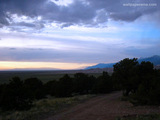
0, 0, 160, 69
0, 0, 159, 29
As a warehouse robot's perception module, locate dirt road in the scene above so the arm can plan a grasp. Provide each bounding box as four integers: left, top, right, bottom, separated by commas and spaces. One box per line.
45, 92, 160, 120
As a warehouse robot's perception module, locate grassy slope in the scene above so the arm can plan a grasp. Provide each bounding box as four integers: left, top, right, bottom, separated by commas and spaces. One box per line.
0, 94, 95, 120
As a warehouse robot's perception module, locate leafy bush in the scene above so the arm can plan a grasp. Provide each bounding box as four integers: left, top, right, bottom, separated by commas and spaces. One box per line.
92, 72, 113, 93
23, 78, 45, 99
54, 74, 73, 97
113, 58, 160, 105
0, 77, 32, 111
0, 94, 94, 120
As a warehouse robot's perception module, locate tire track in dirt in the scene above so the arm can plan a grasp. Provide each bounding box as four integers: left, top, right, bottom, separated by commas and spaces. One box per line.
45, 92, 160, 120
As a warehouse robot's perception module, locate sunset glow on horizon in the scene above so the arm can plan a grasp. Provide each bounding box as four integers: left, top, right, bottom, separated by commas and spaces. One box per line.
0, 61, 95, 70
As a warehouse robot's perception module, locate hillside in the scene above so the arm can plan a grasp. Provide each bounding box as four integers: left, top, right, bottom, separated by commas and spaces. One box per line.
138, 55, 160, 65
85, 63, 115, 69
86, 55, 160, 69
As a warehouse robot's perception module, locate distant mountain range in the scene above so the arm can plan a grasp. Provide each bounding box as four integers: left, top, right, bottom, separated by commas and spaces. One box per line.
86, 55, 160, 69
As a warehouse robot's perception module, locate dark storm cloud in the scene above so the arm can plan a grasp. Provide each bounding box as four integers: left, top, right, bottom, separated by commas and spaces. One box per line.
110, 12, 142, 22
61, 23, 74, 28
87, 0, 160, 21
0, 0, 159, 28
0, 11, 10, 27
0, 0, 46, 16
11, 22, 45, 30
13, 22, 36, 28
0, 0, 96, 28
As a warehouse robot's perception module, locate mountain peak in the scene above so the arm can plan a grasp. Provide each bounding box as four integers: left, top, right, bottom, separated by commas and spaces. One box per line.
152, 55, 160, 58
138, 55, 160, 65
85, 55, 160, 69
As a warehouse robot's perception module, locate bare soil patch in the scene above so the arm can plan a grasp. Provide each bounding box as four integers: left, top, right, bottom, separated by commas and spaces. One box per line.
45, 92, 160, 120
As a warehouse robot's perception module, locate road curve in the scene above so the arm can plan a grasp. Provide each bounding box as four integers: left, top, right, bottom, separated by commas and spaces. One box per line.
45, 91, 160, 120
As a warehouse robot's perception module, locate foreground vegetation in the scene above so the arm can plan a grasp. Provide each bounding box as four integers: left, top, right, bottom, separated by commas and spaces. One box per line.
0, 58, 160, 119
0, 94, 93, 120
118, 114, 160, 120
113, 58, 160, 105
0, 71, 113, 111
0, 71, 102, 84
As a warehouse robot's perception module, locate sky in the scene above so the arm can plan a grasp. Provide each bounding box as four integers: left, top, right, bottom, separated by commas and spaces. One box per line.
0, 0, 160, 70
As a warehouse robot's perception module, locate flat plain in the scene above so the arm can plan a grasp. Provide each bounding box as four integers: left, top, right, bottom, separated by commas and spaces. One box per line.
0, 68, 113, 83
